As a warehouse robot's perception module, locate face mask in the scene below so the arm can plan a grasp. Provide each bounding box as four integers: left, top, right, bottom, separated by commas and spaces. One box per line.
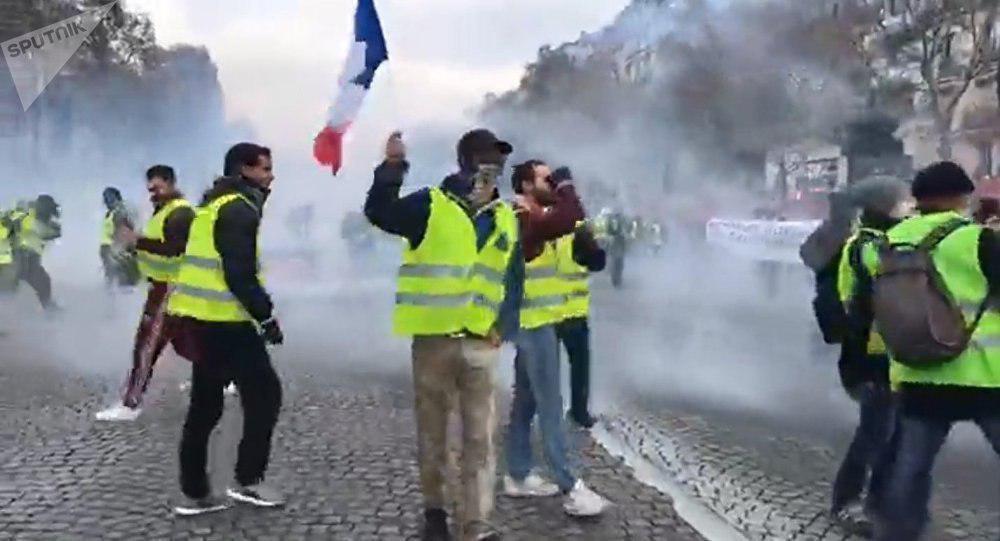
470, 164, 500, 205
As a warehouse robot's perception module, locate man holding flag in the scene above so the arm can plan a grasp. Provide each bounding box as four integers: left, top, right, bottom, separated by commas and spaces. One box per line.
366, 129, 517, 541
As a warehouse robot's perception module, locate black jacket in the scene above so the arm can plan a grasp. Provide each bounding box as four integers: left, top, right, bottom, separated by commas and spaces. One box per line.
364, 160, 443, 248
201, 176, 273, 324
572, 226, 606, 272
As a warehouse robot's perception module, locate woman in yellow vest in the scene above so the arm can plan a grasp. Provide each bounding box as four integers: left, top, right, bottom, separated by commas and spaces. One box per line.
366, 130, 520, 541
96, 166, 195, 422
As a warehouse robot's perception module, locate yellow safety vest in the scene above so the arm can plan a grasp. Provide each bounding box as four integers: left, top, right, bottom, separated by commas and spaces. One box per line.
556, 232, 590, 320
167, 193, 262, 323
17, 209, 53, 255
521, 242, 567, 330
863, 211, 1000, 389
100, 212, 114, 247
467, 202, 518, 336
837, 228, 886, 355
137, 198, 192, 283
0, 222, 12, 265
393, 188, 517, 336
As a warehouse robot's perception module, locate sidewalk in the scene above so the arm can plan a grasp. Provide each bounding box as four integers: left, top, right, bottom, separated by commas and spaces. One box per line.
603, 409, 1000, 541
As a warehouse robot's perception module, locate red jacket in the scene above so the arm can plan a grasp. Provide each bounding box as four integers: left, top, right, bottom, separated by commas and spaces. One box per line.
516, 182, 585, 261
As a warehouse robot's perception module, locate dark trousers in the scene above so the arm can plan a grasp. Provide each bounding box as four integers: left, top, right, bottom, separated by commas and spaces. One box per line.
832, 381, 896, 514
121, 282, 173, 408
610, 255, 624, 288
876, 412, 1000, 540
179, 323, 282, 499
15, 249, 51, 307
555, 317, 591, 418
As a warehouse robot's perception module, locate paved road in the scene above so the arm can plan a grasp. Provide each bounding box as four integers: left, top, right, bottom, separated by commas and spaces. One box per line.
4, 239, 997, 540
0, 287, 701, 540
590, 247, 999, 540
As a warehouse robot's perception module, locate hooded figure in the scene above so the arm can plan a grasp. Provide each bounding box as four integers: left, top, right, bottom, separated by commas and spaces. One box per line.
822, 177, 911, 520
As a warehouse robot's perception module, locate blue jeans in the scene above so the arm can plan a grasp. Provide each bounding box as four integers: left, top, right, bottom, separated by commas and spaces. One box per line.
831, 382, 896, 514
506, 325, 577, 491
877, 413, 1000, 540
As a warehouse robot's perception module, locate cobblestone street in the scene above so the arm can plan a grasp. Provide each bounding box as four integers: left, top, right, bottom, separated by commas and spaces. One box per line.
0, 341, 702, 540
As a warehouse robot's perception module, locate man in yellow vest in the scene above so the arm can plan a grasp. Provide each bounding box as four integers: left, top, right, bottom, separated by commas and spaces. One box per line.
365, 130, 518, 541
99, 187, 140, 292
12, 195, 61, 311
554, 216, 606, 429
503, 161, 610, 517
95, 165, 195, 422
856, 162, 1000, 540
168, 143, 285, 516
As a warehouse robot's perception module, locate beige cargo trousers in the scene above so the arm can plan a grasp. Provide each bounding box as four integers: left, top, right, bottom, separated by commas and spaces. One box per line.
412, 335, 500, 540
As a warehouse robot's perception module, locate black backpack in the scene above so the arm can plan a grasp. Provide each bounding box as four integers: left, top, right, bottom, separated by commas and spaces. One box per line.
872, 219, 989, 367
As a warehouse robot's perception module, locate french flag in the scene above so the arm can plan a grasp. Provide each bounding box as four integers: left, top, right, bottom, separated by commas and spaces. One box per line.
313, 0, 388, 175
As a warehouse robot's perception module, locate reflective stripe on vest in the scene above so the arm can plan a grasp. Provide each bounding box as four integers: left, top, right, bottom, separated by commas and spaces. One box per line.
556, 232, 590, 320
393, 190, 516, 336
396, 292, 500, 312
864, 212, 1000, 389
398, 263, 470, 279
167, 193, 262, 323
137, 198, 192, 283
521, 242, 566, 329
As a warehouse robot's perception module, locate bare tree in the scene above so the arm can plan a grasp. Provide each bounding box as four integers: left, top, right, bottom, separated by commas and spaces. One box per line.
69, 0, 158, 73
883, 0, 998, 158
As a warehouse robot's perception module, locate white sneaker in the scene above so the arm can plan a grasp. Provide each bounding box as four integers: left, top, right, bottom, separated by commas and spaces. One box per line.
226, 483, 285, 507
503, 473, 560, 498
95, 404, 141, 422
223, 383, 237, 396
563, 480, 610, 517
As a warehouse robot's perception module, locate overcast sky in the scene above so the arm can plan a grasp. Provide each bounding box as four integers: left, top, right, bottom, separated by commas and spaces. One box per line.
126, 0, 629, 166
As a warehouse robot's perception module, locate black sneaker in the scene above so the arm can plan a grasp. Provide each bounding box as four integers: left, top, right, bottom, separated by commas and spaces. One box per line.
422, 508, 452, 541
173, 495, 229, 516
226, 483, 285, 508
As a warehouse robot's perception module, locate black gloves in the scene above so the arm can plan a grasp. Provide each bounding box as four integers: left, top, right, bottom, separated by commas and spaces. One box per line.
260, 317, 284, 346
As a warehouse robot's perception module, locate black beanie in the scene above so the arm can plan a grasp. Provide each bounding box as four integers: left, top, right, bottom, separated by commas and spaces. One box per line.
911, 161, 975, 200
